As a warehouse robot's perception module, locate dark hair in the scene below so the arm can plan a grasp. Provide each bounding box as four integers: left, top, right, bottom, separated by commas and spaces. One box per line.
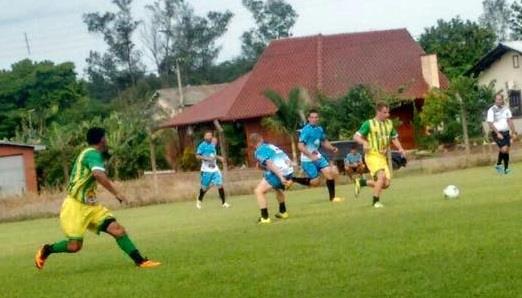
307, 109, 319, 117
87, 127, 106, 145
376, 101, 389, 111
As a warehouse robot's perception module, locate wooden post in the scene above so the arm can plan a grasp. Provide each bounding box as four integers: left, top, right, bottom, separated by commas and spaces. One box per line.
149, 130, 158, 196
387, 150, 393, 178
213, 120, 228, 172
456, 93, 471, 156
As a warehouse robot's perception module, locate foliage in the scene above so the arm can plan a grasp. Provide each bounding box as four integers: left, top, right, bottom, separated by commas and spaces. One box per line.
84, 0, 145, 100
179, 146, 199, 171
419, 17, 497, 78
479, 0, 512, 41
222, 123, 247, 166
420, 77, 495, 144
510, 0, 522, 39
241, 0, 298, 63
142, 0, 233, 85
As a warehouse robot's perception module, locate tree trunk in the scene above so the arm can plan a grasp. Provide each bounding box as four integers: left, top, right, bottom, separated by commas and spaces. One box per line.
290, 135, 298, 165
62, 160, 69, 187
149, 132, 158, 196
456, 93, 471, 155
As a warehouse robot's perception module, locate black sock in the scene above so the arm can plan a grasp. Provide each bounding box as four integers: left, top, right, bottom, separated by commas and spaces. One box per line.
218, 187, 226, 204
279, 202, 286, 213
198, 188, 207, 201
129, 250, 146, 265
42, 244, 53, 258
293, 177, 311, 186
497, 152, 503, 165
504, 153, 510, 170
373, 196, 379, 205
359, 178, 367, 187
326, 179, 335, 200
260, 208, 269, 219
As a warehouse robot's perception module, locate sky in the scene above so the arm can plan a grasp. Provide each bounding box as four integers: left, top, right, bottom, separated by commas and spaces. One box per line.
0, 0, 484, 76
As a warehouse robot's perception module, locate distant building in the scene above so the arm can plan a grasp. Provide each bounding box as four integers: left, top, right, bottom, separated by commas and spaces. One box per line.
0, 142, 39, 196
468, 42, 522, 132
161, 29, 448, 166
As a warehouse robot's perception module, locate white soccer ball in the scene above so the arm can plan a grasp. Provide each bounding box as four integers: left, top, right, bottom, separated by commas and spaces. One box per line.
443, 185, 460, 199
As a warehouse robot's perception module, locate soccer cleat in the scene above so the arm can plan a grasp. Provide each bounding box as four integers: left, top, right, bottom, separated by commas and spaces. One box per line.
373, 202, 384, 208
222, 202, 231, 208
138, 259, 161, 268
257, 217, 272, 224
495, 165, 504, 174
354, 179, 361, 198
34, 245, 49, 270
331, 197, 343, 203
504, 168, 511, 175
196, 200, 202, 209
275, 212, 289, 219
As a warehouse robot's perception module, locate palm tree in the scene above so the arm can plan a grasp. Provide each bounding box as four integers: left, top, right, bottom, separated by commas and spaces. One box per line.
262, 88, 308, 164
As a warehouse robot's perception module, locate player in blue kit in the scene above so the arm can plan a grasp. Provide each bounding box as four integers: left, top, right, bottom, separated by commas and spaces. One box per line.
249, 133, 293, 224
195, 131, 230, 209
294, 110, 343, 203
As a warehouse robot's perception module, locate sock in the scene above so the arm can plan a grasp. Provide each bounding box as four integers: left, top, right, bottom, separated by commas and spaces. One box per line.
198, 188, 207, 201
279, 202, 286, 213
218, 187, 226, 204
359, 178, 367, 187
504, 153, 510, 170
373, 196, 380, 205
326, 179, 335, 200
293, 177, 311, 186
497, 152, 503, 165
260, 208, 269, 219
115, 234, 144, 264
45, 240, 69, 256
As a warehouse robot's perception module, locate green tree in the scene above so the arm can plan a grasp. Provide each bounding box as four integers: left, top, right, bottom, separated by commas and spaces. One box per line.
262, 88, 307, 163
419, 17, 496, 78
480, 0, 512, 41
84, 0, 144, 100
241, 0, 298, 63
510, 0, 522, 39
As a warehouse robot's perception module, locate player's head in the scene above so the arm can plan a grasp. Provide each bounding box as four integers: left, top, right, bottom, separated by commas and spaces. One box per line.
495, 93, 505, 107
307, 109, 320, 125
350, 147, 357, 153
375, 102, 390, 120
87, 127, 107, 152
203, 131, 213, 142
248, 133, 264, 147
211, 136, 218, 145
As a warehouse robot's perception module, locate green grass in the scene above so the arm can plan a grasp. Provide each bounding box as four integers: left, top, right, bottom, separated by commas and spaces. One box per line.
1, 164, 521, 298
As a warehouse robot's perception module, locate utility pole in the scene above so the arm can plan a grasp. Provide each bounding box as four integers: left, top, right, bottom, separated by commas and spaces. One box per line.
456, 93, 471, 155
176, 58, 184, 113
24, 32, 31, 56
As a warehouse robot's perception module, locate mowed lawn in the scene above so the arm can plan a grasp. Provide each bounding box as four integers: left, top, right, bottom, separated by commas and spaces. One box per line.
1, 165, 521, 298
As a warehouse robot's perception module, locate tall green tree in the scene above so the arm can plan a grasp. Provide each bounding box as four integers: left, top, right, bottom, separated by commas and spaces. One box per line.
510, 0, 522, 39
480, 0, 512, 41
142, 0, 233, 85
419, 17, 496, 78
262, 88, 307, 163
84, 0, 144, 101
241, 0, 298, 63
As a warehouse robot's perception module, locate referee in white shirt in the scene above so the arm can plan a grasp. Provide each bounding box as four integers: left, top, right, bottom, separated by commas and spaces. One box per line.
487, 94, 517, 174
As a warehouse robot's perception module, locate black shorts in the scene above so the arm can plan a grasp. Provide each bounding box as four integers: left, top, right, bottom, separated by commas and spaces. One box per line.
492, 131, 511, 148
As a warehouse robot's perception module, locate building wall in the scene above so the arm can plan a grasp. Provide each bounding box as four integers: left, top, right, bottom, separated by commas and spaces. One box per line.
0, 146, 37, 193
243, 118, 293, 166
478, 50, 522, 94
391, 102, 417, 149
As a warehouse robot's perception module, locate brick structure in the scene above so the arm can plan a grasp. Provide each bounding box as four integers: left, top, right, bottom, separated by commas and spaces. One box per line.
0, 142, 38, 195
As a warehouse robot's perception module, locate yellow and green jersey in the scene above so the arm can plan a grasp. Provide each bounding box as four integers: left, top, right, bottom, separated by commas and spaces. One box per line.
66, 148, 106, 204
356, 119, 398, 153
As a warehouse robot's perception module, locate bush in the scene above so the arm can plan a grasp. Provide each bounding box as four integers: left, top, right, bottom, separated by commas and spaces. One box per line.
180, 147, 199, 171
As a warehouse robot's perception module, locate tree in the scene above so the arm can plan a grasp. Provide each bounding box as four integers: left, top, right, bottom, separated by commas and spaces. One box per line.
511, 0, 522, 39
142, 0, 233, 85
262, 88, 308, 164
241, 0, 298, 63
479, 0, 512, 41
84, 0, 144, 100
419, 17, 496, 78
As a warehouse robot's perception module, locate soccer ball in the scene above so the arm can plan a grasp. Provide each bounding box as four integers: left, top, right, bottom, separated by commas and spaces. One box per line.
443, 185, 460, 199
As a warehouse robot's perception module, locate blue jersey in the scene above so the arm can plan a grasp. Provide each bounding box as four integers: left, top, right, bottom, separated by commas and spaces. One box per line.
299, 124, 326, 162
344, 152, 362, 165
255, 143, 293, 176
196, 141, 219, 172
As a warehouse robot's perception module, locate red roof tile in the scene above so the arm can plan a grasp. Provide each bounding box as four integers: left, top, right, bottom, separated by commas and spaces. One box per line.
162, 28, 448, 127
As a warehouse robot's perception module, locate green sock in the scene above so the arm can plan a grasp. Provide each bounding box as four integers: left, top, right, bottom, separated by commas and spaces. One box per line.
359, 178, 367, 187
50, 240, 70, 254
115, 234, 145, 264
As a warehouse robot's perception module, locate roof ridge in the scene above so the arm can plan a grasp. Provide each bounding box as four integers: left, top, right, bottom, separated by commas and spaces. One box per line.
271, 28, 409, 44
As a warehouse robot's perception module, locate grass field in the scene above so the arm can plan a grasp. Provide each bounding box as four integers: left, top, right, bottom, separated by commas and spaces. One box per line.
1, 164, 521, 298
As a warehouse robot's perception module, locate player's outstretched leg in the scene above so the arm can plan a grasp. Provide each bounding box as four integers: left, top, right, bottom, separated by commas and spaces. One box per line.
35, 239, 82, 270
102, 219, 160, 268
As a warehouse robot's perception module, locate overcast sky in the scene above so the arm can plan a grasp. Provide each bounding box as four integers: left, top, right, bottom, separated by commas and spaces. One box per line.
0, 0, 484, 76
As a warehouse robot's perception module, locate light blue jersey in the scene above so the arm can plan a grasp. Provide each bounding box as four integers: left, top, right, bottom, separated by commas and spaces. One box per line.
299, 124, 326, 162
345, 152, 362, 165
196, 141, 219, 172
255, 143, 293, 176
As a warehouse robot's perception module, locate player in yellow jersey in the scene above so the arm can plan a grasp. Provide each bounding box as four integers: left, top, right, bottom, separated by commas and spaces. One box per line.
35, 127, 160, 269
353, 102, 406, 208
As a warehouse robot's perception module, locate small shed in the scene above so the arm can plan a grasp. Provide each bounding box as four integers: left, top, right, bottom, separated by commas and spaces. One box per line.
0, 142, 38, 196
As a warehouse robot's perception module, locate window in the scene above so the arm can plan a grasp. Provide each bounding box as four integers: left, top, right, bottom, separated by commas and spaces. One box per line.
513, 55, 520, 69
509, 90, 522, 116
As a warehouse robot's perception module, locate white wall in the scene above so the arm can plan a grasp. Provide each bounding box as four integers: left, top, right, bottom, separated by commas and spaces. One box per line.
478, 50, 522, 95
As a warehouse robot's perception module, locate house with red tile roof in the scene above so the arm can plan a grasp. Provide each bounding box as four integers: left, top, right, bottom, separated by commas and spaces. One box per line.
160, 28, 447, 166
